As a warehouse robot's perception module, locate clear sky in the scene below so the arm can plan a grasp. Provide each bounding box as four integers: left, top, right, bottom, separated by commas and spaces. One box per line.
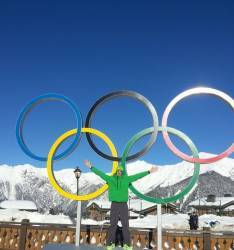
0, 0, 233, 173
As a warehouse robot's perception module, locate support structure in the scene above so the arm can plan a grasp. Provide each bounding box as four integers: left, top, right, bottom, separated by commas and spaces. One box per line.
75, 201, 82, 247
157, 204, 162, 250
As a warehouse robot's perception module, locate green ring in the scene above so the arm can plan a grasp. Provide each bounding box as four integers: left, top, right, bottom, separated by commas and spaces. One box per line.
121, 127, 200, 204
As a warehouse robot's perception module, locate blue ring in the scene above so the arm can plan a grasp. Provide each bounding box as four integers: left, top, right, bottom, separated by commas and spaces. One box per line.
16, 93, 83, 161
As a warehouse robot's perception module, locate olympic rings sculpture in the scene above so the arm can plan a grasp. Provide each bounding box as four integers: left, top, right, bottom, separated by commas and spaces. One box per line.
85, 91, 159, 162
162, 87, 234, 163
16, 93, 83, 161
47, 128, 118, 201
121, 127, 200, 204
16, 87, 234, 203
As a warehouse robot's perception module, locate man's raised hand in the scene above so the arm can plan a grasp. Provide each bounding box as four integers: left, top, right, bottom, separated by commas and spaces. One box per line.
84, 159, 92, 169
149, 165, 158, 174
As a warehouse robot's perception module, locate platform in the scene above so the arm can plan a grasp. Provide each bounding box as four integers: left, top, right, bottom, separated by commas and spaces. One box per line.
43, 243, 126, 250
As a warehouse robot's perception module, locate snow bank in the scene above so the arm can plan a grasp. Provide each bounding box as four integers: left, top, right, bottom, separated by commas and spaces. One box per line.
0, 200, 37, 210
0, 210, 233, 232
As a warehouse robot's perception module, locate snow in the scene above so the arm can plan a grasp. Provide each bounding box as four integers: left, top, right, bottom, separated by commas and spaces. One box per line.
0, 152, 233, 201
126, 153, 234, 193
189, 197, 234, 207
128, 214, 234, 231
0, 200, 37, 210
129, 214, 188, 229
0, 209, 233, 231
199, 214, 234, 231
0, 152, 233, 232
0, 210, 73, 224
82, 219, 108, 226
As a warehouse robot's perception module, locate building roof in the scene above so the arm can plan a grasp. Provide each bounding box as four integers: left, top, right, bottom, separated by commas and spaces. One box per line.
130, 199, 158, 212
87, 199, 156, 211
87, 200, 111, 210
189, 197, 234, 208
106, 210, 139, 217
0, 200, 37, 210
87, 199, 176, 212
224, 205, 234, 211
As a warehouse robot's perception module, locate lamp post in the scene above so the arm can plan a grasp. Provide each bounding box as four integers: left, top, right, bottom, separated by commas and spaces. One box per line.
74, 167, 82, 247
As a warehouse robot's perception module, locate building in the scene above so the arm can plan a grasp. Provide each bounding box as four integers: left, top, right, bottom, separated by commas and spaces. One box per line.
0, 200, 38, 212
188, 194, 234, 216
223, 205, 234, 216
86, 199, 178, 221
86, 201, 110, 221
129, 199, 177, 216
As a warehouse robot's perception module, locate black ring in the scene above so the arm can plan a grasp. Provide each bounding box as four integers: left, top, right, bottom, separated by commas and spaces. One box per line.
85, 90, 159, 162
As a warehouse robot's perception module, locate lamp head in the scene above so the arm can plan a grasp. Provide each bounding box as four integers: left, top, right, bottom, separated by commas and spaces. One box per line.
74, 167, 82, 179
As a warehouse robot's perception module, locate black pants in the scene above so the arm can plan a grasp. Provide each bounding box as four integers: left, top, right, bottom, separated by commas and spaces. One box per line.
107, 202, 130, 245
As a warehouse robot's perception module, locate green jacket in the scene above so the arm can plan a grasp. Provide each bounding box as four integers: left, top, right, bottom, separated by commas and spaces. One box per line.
91, 166, 150, 202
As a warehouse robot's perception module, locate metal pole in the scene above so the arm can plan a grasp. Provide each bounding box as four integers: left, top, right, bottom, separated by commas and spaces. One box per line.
77, 178, 79, 196
75, 178, 82, 247
157, 204, 162, 250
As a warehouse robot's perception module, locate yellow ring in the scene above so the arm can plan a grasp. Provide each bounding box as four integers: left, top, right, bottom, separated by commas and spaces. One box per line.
47, 128, 118, 201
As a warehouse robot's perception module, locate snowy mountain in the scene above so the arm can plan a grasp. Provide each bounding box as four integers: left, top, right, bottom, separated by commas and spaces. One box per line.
0, 153, 233, 215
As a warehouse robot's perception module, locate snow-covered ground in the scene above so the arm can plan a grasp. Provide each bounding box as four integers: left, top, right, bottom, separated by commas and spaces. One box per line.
0, 209, 233, 232
0, 209, 73, 224
128, 214, 234, 232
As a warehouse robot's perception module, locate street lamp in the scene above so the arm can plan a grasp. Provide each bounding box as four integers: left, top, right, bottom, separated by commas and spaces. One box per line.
74, 167, 82, 247
74, 167, 82, 195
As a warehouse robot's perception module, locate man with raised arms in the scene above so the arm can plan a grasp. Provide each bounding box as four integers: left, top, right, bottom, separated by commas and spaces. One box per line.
84, 159, 158, 250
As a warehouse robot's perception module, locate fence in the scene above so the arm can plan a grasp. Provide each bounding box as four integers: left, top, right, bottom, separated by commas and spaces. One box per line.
0, 220, 233, 250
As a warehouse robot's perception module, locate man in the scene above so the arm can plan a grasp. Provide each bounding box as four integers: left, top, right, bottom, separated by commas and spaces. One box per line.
84, 159, 158, 250
193, 212, 199, 230
188, 213, 194, 230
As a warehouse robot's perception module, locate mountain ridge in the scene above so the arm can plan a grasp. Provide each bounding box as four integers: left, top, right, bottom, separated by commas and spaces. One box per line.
0, 152, 233, 215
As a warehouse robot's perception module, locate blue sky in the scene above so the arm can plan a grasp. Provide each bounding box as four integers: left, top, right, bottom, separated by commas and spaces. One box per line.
0, 0, 233, 173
